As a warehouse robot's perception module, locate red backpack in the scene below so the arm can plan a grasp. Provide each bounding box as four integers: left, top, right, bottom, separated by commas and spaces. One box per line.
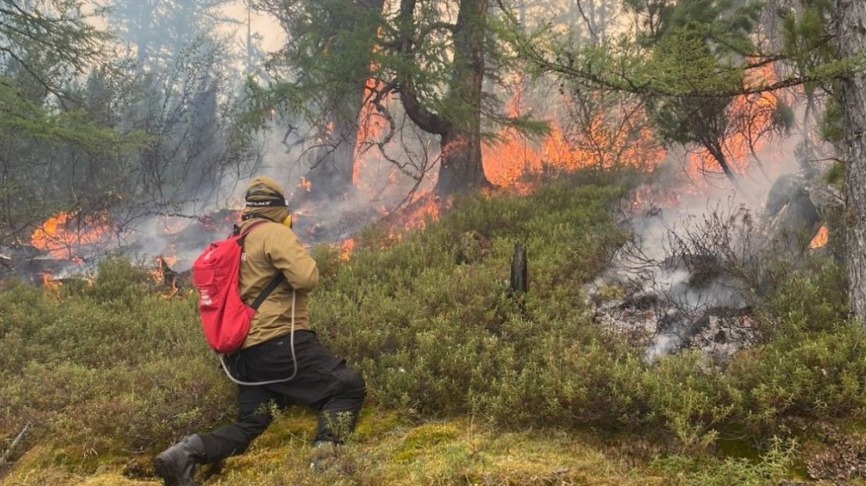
191, 220, 284, 354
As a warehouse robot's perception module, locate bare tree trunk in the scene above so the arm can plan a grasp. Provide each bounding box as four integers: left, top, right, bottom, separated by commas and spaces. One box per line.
435, 0, 490, 196
438, 128, 487, 195
398, 0, 491, 196
702, 138, 745, 194
836, 0, 866, 322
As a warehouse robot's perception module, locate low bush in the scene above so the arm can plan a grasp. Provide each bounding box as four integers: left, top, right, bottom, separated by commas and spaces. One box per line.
0, 260, 233, 457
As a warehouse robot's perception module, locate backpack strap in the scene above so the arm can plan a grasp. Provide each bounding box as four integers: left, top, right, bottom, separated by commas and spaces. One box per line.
237, 218, 286, 310
250, 273, 284, 310
237, 219, 269, 240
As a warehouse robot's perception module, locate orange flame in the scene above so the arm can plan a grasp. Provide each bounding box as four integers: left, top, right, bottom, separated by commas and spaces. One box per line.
402, 197, 440, 232
809, 225, 829, 249
483, 87, 664, 192
149, 254, 178, 278
339, 238, 356, 261
150, 255, 181, 296
371, 193, 443, 243
686, 64, 782, 181
353, 26, 391, 193
41, 273, 61, 291
355, 79, 388, 152
31, 211, 112, 261
630, 184, 683, 213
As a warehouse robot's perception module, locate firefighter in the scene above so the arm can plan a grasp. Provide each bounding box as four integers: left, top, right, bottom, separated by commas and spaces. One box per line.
154, 176, 366, 485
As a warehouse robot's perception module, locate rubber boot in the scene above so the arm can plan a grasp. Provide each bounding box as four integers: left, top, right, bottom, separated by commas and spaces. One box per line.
309, 440, 339, 472
154, 434, 205, 486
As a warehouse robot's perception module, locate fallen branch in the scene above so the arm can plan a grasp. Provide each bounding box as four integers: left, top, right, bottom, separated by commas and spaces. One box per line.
0, 423, 31, 466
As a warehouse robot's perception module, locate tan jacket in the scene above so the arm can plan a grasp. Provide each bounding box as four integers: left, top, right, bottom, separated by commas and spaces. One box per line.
238, 219, 319, 348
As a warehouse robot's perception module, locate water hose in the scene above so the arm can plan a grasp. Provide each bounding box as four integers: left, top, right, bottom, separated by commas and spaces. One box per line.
219, 289, 298, 386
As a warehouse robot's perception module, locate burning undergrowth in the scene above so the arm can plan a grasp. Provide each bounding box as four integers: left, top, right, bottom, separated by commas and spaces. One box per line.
0, 187, 442, 289
585, 167, 837, 364
587, 221, 745, 363
586, 216, 760, 365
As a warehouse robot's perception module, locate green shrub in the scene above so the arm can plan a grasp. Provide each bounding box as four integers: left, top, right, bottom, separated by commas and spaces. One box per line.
0, 260, 232, 456
313, 178, 633, 424
650, 437, 797, 485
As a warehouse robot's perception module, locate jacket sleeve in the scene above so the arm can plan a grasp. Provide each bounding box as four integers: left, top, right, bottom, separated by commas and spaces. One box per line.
264, 225, 319, 292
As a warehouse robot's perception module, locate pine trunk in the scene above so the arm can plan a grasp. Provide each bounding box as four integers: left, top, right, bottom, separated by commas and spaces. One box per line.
438, 128, 487, 195
836, 0, 866, 322
435, 0, 490, 196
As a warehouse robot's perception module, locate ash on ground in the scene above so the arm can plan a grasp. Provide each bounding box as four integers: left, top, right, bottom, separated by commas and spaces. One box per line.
585, 171, 837, 365
585, 254, 760, 365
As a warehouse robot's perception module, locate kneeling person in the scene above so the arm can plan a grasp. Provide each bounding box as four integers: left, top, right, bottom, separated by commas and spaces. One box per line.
154, 176, 366, 486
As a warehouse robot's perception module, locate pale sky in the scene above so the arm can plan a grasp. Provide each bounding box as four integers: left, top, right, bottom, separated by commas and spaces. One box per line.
221, 1, 286, 53
88, 1, 286, 55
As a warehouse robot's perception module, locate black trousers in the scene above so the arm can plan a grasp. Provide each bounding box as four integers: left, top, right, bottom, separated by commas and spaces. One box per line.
198, 331, 366, 463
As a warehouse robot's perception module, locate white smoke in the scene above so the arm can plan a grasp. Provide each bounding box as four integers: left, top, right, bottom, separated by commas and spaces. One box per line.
589, 133, 817, 362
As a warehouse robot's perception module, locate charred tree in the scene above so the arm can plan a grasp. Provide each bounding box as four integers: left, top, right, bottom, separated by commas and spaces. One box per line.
509, 242, 528, 295
835, 0, 866, 322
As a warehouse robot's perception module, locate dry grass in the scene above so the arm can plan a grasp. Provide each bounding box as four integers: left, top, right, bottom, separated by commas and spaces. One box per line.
1, 410, 660, 486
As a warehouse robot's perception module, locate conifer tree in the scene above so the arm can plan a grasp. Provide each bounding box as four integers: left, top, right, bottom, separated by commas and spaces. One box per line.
834, 0, 866, 322
253, 0, 543, 198
0, 0, 131, 242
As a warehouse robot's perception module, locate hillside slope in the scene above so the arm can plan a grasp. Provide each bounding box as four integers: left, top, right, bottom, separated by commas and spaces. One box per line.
2, 173, 864, 485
